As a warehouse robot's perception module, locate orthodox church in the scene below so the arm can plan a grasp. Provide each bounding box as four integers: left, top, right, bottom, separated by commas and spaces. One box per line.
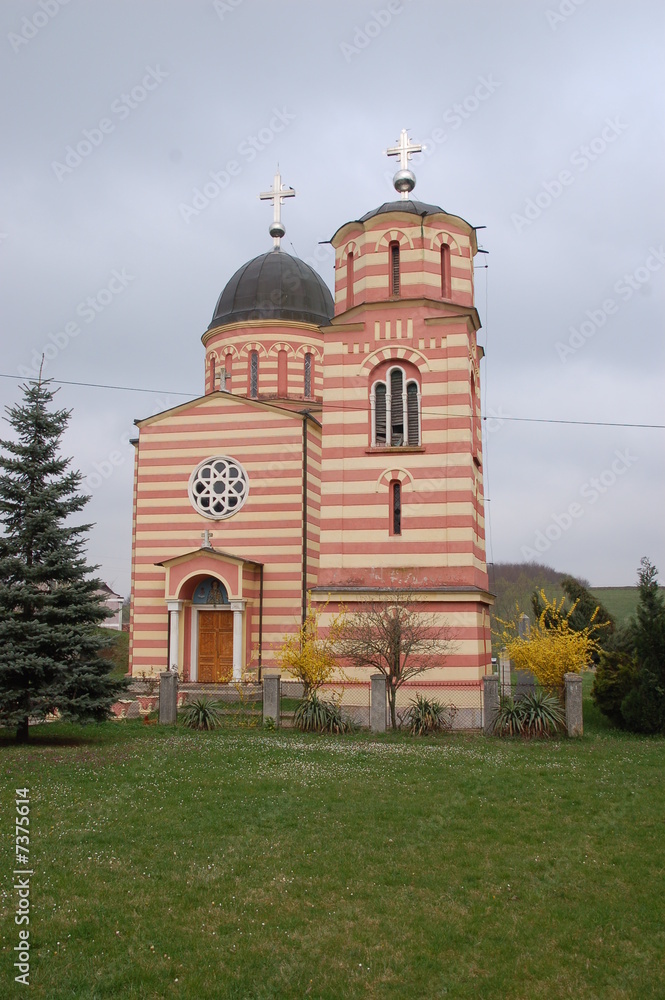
128, 132, 493, 694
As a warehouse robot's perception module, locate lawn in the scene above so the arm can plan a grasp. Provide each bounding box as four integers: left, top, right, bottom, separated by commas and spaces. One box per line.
1, 689, 663, 999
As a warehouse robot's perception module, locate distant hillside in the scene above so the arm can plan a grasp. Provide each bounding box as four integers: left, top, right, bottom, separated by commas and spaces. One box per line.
488, 562, 571, 630
489, 564, 664, 631
590, 587, 664, 625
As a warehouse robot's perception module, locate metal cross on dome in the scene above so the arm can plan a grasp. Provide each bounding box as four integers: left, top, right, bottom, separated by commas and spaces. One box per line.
260, 168, 295, 248
385, 129, 424, 199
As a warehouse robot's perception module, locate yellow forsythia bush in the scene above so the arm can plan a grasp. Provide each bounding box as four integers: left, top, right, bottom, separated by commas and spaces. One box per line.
495, 591, 607, 689
277, 600, 346, 695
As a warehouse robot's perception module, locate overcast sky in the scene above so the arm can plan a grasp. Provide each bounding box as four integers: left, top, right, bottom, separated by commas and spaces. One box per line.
1, 0, 663, 595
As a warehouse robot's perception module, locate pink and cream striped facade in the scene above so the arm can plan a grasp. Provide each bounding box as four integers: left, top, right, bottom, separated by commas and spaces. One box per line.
129, 199, 492, 686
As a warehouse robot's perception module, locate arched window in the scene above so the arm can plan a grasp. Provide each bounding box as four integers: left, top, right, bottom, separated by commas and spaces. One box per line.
441, 243, 451, 298
389, 241, 400, 296
223, 352, 233, 391
391, 480, 402, 535
277, 349, 288, 396
347, 252, 354, 309
210, 355, 216, 393
371, 367, 420, 447
304, 352, 313, 398
249, 350, 259, 398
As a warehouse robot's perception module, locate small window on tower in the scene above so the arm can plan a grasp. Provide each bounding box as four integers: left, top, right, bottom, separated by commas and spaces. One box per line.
249, 351, 259, 398
390, 368, 404, 445
391, 480, 402, 535
374, 383, 387, 445
441, 243, 451, 298
210, 356, 216, 392
406, 381, 420, 445
224, 352, 233, 390
304, 352, 312, 398
347, 251, 354, 308
277, 349, 288, 396
389, 241, 400, 296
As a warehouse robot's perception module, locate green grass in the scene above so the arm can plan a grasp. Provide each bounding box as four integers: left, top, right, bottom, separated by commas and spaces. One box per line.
1, 692, 663, 999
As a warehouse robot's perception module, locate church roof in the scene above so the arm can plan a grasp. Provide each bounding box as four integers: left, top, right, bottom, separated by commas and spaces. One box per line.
208, 249, 334, 330
359, 199, 446, 221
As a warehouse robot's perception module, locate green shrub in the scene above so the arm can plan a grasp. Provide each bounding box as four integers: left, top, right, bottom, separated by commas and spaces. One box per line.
620, 680, 665, 734
293, 693, 353, 734
404, 694, 457, 735
492, 690, 564, 738
180, 697, 223, 731
591, 651, 639, 727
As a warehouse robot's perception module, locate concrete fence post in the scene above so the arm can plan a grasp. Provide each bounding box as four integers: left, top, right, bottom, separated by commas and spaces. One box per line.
483, 674, 499, 735
564, 672, 583, 737
159, 671, 178, 725
263, 673, 281, 727
370, 673, 387, 733
499, 648, 512, 698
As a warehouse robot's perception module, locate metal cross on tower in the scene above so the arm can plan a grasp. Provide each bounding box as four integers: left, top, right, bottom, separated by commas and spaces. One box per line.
385, 129, 424, 199
259, 168, 296, 248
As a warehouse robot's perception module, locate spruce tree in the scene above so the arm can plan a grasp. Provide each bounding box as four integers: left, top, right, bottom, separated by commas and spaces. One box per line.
620, 558, 665, 733
0, 377, 124, 742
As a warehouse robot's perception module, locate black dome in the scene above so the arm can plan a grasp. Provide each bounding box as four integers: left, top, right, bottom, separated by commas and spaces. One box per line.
209, 250, 334, 330
359, 199, 446, 222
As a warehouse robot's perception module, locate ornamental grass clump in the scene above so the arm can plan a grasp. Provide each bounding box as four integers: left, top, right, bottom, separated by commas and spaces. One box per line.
180, 697, 223, 731
293, 692, 353, 734
404, 694, 457, 735
492, 689, 565, 738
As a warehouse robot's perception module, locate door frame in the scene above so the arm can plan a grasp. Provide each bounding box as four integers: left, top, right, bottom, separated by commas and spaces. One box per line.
190, 600, 246, 682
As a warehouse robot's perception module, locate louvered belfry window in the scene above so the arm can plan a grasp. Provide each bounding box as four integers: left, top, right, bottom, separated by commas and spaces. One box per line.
249, 350, 258, 398
374, 383, 387, 445
304, 353, 312, 398
407, 382, 419, 445
390, 242, 400, 296
390, 368, 404, 445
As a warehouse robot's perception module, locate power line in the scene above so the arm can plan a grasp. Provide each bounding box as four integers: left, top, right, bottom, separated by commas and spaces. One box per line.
1, 371, 662, 429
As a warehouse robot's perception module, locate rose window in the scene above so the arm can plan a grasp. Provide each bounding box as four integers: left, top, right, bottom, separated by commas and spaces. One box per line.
188, 456, 249, 519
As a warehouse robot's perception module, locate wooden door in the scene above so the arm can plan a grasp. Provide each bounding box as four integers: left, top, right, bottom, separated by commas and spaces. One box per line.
198, 611, 233, 683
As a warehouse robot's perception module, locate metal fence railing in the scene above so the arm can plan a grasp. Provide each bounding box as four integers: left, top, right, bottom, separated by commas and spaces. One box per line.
393, 682, 483, 731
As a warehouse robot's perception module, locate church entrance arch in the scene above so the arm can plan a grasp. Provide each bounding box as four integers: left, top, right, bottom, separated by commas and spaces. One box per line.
184, 575, 246, 684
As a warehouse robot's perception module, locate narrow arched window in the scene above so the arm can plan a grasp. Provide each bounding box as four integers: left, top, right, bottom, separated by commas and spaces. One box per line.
407, 381, 420, 445
390, 368, 404, 445
391, 480, 402, 535
249, 350, 259, 398
347, 252, 354, 309
277, 349, 288, 396
374, 383, 387, 445
210, 355, 216, 393
304, 352, 312, 398
441, 243, 451, 298
223, 352, 233, 391
389, 241, 400, 296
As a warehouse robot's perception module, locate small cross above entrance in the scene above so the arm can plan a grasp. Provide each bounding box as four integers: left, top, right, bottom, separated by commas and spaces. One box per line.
201, 530, 214, 549
260, 168, 295, 248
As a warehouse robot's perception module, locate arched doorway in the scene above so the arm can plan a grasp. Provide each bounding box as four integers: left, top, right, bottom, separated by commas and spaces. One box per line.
192, 578, 232, 683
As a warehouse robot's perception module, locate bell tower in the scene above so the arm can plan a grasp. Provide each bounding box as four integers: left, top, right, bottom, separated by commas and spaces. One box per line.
314, 131, 492, 677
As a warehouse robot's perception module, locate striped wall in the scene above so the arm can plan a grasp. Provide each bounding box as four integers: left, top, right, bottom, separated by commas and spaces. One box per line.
129, 391, 321, 678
